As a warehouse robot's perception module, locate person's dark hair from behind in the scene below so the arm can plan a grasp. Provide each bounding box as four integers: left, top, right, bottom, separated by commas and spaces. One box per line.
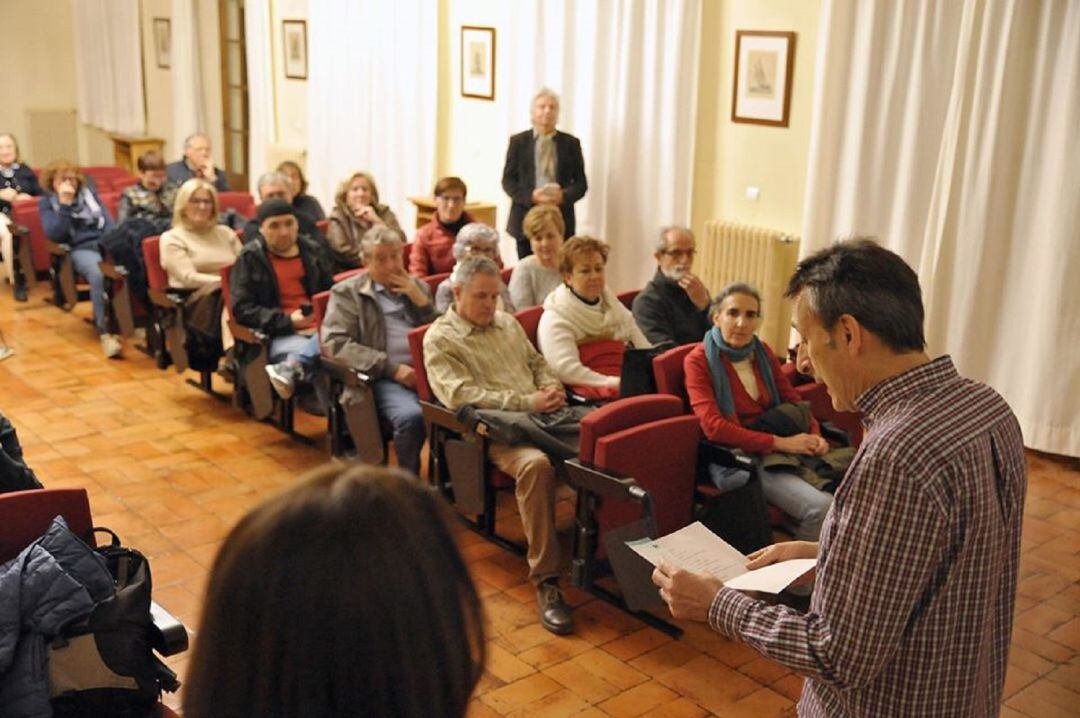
136, 150, 166, 172
183, 463, 486, 718
785, 236, 926, 353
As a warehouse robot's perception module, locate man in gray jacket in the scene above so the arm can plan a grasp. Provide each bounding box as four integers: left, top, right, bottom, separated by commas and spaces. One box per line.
320, 226, 437, 475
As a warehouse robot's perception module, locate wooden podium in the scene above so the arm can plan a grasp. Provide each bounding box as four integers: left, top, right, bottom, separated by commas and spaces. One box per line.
408, 196, 497, 230
110, 135, 166, 174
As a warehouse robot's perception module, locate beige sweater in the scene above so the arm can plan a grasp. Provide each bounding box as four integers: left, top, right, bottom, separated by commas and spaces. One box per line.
160, 224, 241, 289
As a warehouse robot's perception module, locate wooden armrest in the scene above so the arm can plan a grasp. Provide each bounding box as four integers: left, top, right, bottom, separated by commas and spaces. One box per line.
10, 224, 29, 237
420, 400, 468, 434
227, 319, 266, 345
699, 440, 754, 470
99, 259, 128, 280
44, 238, 71, 256
147, 287, 185, 310
564, 459, 647, 503
321, 355, 373, 386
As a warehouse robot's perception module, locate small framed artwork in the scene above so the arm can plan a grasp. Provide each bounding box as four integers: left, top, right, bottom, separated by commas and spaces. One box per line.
153, 18, 171, 70
282, 20, 308, 80
461, 26, 496, 101
731, 31, 797, 127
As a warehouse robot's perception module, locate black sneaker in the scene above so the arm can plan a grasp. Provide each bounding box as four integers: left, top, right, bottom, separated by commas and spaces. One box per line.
14, 284, 27, 302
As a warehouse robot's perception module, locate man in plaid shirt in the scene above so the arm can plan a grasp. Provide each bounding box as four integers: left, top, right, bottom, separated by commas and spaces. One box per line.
654, 239, 1026, 717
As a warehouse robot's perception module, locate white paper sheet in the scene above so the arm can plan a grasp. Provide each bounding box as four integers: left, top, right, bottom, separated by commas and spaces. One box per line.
627, 522, 748, 582
628, 521, 817, 594
723, 558, 817, 594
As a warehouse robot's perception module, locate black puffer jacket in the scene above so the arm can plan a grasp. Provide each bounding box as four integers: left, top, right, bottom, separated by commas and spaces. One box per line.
229, 234, 335, 338
0, 517, 114, 717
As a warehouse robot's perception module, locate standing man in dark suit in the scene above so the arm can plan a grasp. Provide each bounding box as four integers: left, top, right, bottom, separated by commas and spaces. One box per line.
502, 88, 587, 260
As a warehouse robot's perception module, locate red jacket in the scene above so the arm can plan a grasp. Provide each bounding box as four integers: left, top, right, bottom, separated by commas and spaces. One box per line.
408, 211, 475, 276
684, 341, 817, 454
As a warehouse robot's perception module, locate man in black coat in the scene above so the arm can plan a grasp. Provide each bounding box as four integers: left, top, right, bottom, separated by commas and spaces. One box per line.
230, 200, 334, 406
632, 226, 712, 346
501, 88, 587, 260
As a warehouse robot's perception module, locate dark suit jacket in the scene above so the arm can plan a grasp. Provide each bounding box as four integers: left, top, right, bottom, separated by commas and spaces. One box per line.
501, 129, 587, 240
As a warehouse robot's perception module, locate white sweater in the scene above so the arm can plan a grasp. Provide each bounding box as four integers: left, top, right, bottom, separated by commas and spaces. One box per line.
537, 284, 651, 388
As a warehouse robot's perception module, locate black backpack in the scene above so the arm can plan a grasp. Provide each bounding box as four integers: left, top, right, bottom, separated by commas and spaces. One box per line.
48, 528, 168, 718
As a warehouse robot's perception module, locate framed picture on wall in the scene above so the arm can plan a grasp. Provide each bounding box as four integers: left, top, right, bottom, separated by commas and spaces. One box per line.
282, 20, 308, 80
461, 26, 496, 101
732, 31, 796, 127
153, 18, 171, 70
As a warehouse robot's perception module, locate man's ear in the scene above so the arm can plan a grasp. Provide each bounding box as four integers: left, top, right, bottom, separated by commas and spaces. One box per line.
837, 314, 862, 356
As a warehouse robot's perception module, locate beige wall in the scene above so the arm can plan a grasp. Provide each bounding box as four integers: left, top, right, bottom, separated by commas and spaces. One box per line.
0, 2, 79, 164
272, 0, 308, 153
691, 0, 822, 238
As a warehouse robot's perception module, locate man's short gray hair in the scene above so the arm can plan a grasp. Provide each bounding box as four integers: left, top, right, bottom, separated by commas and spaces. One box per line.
655, 226, 694, 254
257, 171, 291, 194
183, 132, 210, 149
360, 225, 404, 257
453, 223, 500, 262
451, 255, 500, 289
532, 87, 560, 108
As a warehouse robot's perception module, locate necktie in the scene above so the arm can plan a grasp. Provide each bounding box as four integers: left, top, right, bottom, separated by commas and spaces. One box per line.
537, 134, 556, 183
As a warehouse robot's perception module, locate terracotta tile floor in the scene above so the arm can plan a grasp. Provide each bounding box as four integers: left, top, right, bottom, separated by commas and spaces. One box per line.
2, 284, 1078, 717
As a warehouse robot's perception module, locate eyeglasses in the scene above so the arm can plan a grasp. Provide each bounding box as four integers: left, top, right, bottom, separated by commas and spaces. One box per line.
189, 198, 214, 206
437, 195, 466, 205
662, 249, 696, 260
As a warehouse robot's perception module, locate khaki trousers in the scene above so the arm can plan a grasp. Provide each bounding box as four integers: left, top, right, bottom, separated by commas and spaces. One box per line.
487, 442, 560, 585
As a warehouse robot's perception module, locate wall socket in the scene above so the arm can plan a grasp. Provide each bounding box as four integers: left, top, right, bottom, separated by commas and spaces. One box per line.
746, 186, 761, 201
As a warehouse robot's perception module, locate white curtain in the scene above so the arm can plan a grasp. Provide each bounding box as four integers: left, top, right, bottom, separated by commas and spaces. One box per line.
498, 0, 702, 291
306, 0, 438, 228
71, 0, 145, 135
170, 0, 207, 158
245, 1, 275, 191
802, 0, 1080, 456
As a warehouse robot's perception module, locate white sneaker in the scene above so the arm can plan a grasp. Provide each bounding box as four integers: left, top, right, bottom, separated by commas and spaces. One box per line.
0, 346, 12, 362
100, 333, 123, 359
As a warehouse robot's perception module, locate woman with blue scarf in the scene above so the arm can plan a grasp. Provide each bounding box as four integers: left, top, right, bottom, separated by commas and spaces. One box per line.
684, 283, 833, 541
38, 161, 119, 357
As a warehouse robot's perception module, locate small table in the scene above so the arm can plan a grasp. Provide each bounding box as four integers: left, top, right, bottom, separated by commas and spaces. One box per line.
408, 196, 497, 230
110, 135, 166, 174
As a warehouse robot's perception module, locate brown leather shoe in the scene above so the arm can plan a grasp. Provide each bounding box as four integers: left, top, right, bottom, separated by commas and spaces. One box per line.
536, 579, 574, 635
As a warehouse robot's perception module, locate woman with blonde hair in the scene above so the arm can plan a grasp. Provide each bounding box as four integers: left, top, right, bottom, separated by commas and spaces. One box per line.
159, 178, 241, 369
509, 203, 564, 308
326, 171, 404, 271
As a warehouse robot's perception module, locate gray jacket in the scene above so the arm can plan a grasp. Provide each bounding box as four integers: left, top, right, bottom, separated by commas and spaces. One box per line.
320, 272, 437, 404
0, 517, 114, 717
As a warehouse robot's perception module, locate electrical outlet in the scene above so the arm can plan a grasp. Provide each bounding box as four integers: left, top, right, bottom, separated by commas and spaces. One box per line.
746, 186, 760, 201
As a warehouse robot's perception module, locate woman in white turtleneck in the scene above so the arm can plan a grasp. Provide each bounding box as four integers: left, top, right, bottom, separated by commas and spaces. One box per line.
536, 236, 650, 399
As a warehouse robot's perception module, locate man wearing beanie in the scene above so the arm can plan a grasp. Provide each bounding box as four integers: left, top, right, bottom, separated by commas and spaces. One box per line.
229, 199, 335, 411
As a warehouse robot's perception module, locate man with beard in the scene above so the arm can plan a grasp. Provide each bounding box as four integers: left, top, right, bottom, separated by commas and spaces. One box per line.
632, 226, 711, 345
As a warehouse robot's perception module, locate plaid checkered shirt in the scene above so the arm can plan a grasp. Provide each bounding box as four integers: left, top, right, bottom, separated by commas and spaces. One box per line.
708, 356, 1026, 717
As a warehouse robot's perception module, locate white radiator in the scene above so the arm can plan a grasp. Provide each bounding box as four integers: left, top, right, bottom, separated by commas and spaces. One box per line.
699, 221, 801, 352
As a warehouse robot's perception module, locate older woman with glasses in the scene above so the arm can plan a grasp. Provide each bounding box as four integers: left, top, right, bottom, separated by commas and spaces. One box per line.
433, 223, 515, 314
159, 178, 242, 370
409, 176, 475, 277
